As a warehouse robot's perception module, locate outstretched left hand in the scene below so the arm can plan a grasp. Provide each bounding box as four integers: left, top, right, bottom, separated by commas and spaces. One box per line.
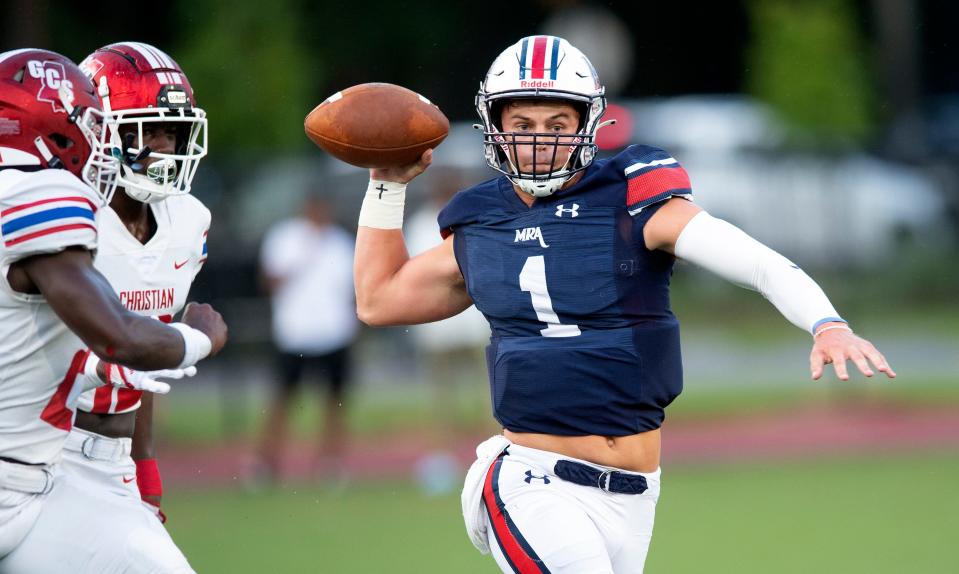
80, 351, 198, 394
810, 324, 896, 381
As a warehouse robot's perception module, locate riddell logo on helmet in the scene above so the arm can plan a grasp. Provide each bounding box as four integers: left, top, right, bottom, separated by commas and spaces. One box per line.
520, 80, 555, 88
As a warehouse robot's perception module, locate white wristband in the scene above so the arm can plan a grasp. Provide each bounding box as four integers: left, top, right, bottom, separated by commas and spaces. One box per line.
80, 352, 102, 392
358, 179, 406, 229
170, 322, 212, 369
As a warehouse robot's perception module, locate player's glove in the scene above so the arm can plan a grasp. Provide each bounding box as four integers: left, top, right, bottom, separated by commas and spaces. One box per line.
79, 351, 198, 395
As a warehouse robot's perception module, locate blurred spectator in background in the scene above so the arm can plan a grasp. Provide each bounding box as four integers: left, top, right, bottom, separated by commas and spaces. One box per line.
254, 192, 358, 484
406, 169, 490, 494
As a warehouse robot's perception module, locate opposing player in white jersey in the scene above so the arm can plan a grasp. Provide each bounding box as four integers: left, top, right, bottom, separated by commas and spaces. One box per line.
1, 43, 212, 574
0, 48, 227, 573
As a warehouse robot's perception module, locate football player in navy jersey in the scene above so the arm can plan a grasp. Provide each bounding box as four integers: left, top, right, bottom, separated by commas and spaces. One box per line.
352, 36, 895, 573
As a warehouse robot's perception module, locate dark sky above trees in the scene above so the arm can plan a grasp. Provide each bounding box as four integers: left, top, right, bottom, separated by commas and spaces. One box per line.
3, 0, 956, 152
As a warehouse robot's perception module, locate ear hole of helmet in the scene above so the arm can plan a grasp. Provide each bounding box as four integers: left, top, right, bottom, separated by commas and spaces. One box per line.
13, 68, 25, 83
47, 133, 74, 150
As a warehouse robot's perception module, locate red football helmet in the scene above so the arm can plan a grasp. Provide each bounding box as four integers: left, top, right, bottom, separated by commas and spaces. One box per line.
0, 48, 117, 201
80, 42, 207, 203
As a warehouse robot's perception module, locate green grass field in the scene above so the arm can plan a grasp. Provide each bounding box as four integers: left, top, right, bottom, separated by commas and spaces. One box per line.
156, 373, 959, 447
158, 321, 959, 572
165, 451, 959, 573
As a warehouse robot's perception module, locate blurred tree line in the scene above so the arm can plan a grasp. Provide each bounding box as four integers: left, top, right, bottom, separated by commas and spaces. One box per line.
746, 0, 876, 145
5, 0, 956, 156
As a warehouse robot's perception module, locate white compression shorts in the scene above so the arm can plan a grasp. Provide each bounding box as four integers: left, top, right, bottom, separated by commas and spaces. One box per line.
674, 211, 844, 334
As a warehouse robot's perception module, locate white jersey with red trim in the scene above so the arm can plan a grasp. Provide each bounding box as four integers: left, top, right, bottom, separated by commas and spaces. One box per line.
0, 169, 100, 465
75, 193, 210, 415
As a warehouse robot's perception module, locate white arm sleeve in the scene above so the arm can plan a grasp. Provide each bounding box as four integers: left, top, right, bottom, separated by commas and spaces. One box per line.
674, 211, 845, 334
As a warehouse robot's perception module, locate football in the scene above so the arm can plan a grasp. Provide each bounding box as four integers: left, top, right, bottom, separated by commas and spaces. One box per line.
304, 83, 450, 168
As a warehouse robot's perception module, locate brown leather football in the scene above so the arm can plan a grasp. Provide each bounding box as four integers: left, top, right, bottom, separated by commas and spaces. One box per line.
304, 83, 450, 168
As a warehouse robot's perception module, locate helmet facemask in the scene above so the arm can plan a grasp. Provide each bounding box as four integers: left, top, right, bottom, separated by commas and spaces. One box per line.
51, 84, 119, 205
477, 93, 606, 197
107, 107, 207, 204
80, 43, 208, 205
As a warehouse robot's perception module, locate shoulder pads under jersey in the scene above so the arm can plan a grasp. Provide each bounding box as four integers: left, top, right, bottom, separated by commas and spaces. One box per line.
0, 170, 99, 265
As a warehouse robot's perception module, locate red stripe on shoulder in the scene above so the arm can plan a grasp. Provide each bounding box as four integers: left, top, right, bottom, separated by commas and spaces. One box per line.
626, 166, 690, 206
3, 222, 96, 247
1, 196, 97, 217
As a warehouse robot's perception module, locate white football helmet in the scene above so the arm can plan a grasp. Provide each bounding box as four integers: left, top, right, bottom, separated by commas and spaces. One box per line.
476, 36, 608, 197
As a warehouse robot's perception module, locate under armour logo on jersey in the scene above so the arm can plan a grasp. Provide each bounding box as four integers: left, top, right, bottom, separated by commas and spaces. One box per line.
524, 470, 551, 484
514, 226, 549, 248
555, 203, 579, 218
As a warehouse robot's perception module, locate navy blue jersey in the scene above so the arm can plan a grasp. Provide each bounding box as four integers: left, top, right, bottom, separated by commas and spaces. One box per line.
438, 145, 693, 436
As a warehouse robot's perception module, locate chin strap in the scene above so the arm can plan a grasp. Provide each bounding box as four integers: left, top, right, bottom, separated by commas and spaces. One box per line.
97, 77, 113, 113
514, 173, 572, 197
32, 137, 63, 170
114, 132, 151, 170
511, 149, 577, 198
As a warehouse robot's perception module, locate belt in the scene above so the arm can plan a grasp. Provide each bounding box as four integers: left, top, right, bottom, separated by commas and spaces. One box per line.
0, 458, 54, 494
553, 459, 648, 495
63, 429, 131, 462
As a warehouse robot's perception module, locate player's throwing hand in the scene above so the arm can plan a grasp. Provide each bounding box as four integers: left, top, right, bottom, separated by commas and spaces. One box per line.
370, 148, 433, 184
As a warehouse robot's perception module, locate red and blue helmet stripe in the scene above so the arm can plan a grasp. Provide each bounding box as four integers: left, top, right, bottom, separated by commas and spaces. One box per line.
518, 36, 561, 81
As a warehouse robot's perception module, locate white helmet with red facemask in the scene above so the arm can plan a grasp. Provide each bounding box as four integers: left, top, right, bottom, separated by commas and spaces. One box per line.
80, 42, 207, 204
476, 36, 608, 197
0, 49, 118, 202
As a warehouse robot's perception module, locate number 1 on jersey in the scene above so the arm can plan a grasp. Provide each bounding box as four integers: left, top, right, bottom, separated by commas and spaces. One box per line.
519, 255, 581, 337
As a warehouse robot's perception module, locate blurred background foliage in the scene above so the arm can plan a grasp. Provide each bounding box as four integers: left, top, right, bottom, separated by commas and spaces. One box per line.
746, 0, 877, 144
6, 1, 955, 154
176, 0, 313, 151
